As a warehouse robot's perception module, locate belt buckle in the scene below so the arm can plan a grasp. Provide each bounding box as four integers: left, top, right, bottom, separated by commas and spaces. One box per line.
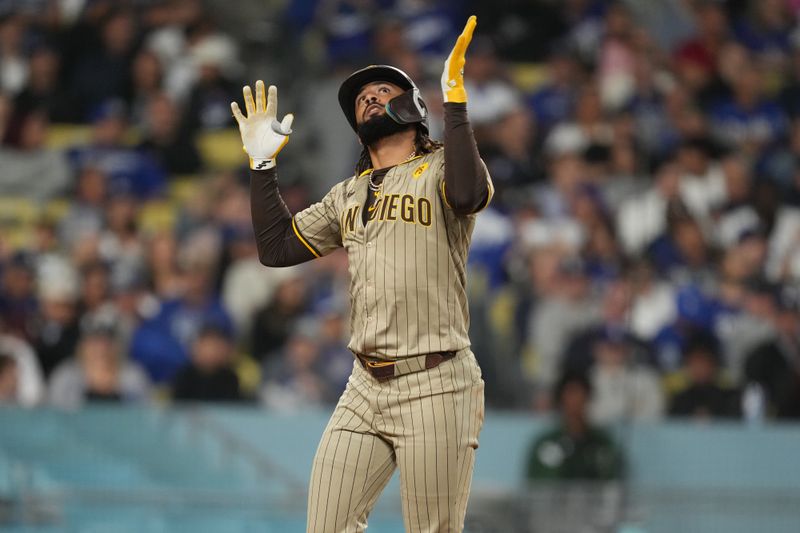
365, 360, 395, 369
360, 355, 395, 381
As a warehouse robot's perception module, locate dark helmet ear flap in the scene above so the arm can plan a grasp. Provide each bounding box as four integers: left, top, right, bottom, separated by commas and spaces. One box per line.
385, 88, 429, 131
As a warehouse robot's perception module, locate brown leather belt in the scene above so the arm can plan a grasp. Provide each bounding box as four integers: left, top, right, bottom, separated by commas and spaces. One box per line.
356, 351, 457, 382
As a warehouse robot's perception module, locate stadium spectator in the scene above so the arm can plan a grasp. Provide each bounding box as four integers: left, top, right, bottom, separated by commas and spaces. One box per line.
78, 263, 156, 354
533, 152, 588, 220
112, 264, 156, 340
741, 288, 800, 418
0, 109, 70, 200
468, 0, 575, 62
716, 281, 782, 382
667, 331, 741, 419
131, 244, 233, 384
251, 276, 309, 363
60, 167, 106, 243
0, 351, 18, 404
527, 372, 624, 481
588, 328, 664, 424
127, 49, 165, 127
97, 192, 146, 281
312, 305, 354, 400
68, 100, 165, 198
779, 48, 800, 119
76, 261, 112, 328
138, 91, 202, 174
66, 99, 166, 199
221, 227, 301, 339
389, 1, 459, 58
0, 14, 28, 96
617, 159, 683, 256
673, 0, 729, 111
648, 211, 716, 282
144, 231, 183, 299
172, 323, 244, 403
766, 191, 800, 282
0, 252, 38, 341
261, 330, 329, 411
653, 283, 722, 370
182, 21, 241, 132
546, 86, 614, 167
562, 278, 652, 377
627, 260, 677, 342
595, 2, 639, 111
528, 49, 581, 135
13, 45, 74, 122
313, 0, 378, 65
48, 324, 150, 409
732, 0, 792, 64
0, 90, 10, 140
524, 251, 601, 410
674, 137, 727, 224
31, 259, 80, 379
463, 36, 521, 126
0, 326, 44, 407
709, 59, 787, 156
479, 105, 543, 210
68, 8, 139, 121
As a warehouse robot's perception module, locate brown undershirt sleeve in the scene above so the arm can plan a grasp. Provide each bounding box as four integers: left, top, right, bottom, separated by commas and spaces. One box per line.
250, 168, 316, 267
442, 102, 490, 214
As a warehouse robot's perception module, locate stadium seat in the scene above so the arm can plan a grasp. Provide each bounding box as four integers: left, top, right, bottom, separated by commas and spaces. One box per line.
508, 62, 548, 94
197, 129, 245, 170
138, 201, 177, 234
43, 199, 70, 222
45, 124, 92, 149
168, 175, 203, 205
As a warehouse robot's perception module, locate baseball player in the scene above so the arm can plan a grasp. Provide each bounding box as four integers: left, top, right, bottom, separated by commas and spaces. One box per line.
232, 16, 493, 533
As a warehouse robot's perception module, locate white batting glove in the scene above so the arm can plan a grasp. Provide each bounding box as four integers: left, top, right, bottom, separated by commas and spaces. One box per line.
231, 80, 294, 170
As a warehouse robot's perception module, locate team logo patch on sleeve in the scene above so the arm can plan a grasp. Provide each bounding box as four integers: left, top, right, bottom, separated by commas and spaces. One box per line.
412, 162, 429, 179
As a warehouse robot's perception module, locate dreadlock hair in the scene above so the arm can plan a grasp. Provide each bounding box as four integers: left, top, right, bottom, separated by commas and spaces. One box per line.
354, 126, 443, 176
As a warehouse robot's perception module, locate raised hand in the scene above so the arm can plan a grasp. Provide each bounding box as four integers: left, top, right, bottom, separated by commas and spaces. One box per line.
231, 80, 294, 170
441, 16, 477, 104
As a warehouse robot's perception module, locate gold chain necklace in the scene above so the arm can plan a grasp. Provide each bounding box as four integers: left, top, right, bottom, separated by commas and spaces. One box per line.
368, 150, 416, 192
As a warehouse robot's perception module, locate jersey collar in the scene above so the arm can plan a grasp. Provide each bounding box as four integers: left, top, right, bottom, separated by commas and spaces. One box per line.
356, 154, 425, 179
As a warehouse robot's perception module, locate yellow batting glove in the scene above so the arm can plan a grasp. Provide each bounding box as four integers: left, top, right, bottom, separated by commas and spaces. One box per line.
231, 80, 293, 170
441, 15, 476, 104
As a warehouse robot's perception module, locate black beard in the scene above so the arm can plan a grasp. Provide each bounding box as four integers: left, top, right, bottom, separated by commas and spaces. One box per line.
356, 112, 412, 147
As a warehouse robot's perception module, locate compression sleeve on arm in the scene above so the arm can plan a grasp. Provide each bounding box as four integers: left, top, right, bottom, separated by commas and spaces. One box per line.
250, 168, 316, 267
441, 102, 493, 215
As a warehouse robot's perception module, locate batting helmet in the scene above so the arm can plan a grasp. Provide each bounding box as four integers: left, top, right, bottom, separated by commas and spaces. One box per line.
338, 65, 429, 134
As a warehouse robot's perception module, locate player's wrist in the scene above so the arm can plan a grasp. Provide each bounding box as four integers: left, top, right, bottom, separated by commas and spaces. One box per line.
443, 89, 467, 104
250, 157, 276, 170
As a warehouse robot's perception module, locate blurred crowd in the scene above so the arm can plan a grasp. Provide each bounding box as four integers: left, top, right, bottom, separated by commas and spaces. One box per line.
1, 0, 800, 424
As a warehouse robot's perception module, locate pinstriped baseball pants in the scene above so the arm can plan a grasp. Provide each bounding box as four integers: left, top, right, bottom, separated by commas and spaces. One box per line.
306, 348, 484, 533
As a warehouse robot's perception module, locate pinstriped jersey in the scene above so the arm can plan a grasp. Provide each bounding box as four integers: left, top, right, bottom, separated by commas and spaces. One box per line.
292, 147, 493, 360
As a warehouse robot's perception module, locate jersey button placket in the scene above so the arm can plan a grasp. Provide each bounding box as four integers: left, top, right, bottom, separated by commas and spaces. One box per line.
363, 213, 374, 339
